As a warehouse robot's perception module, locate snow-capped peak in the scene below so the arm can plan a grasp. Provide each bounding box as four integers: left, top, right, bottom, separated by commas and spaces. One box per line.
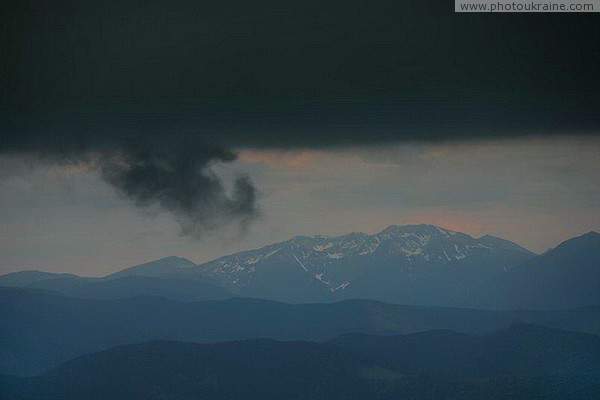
194, 224, 532, 294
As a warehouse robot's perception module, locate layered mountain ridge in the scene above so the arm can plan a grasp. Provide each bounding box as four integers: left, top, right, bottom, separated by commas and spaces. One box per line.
2, 286, 600, 376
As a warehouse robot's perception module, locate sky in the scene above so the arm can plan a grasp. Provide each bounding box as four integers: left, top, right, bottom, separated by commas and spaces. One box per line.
1, 0, 599, 275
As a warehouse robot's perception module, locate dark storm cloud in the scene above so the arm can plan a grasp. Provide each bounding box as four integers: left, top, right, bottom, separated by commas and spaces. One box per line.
1, 0, 599, 233
99, 144, 258, 237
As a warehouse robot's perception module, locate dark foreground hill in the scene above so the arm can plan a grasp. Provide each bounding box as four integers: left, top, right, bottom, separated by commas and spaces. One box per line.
2, 325, 599, 400
2, 286, 600, 376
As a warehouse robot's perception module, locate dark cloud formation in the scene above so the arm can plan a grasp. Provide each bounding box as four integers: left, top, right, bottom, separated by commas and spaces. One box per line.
99, 143, 258, 237
1, 0, 599, 233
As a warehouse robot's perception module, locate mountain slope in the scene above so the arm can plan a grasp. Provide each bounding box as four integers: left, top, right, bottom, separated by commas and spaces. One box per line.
1, 286, 599, 376
106, 256, 197, 278
192, 224, 534, 304
3, 325, 599, 400
467, 231, 600, 309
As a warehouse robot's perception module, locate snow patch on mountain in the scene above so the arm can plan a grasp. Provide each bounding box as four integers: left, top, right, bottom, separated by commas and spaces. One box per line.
330, 281, 350, 292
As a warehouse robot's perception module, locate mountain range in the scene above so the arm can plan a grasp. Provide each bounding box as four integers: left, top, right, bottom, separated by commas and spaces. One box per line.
2, 324, 599, 400
2, 224, 598, 309
1, 225, 599, 398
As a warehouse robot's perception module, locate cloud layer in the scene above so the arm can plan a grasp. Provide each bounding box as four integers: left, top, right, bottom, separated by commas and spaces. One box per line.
2, 0, 599, 234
